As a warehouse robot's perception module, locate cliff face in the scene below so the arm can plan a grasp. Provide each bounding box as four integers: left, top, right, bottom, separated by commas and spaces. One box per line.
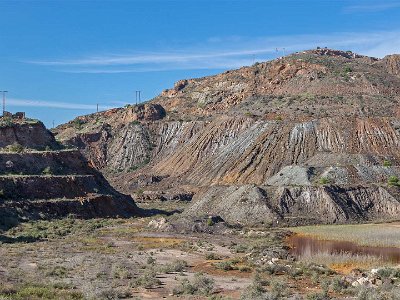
384, 54, 400, 76
54, 49, 400, 226
0, 119, 138, 230
0, 121, 58, 149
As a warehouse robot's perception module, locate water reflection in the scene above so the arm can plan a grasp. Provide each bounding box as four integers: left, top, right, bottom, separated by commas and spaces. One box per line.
288, 235, 400, 263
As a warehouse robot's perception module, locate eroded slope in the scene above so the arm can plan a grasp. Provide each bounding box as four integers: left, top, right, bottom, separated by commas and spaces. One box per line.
54, 49, 400, 226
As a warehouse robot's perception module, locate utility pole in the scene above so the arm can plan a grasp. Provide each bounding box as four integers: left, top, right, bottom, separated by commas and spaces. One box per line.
0, 91, 8, 116
135, 90, 141, 104
96, 103, 99, 113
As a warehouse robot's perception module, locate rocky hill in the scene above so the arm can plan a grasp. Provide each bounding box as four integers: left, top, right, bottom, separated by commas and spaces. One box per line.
0, 117, 138, 230
54, 49, 400, 226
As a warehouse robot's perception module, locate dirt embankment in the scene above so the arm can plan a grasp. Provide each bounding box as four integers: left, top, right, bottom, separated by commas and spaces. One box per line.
0, 119, 138, 228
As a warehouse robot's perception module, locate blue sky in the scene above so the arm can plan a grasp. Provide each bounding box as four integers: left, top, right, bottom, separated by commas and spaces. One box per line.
1, 0, 400, 128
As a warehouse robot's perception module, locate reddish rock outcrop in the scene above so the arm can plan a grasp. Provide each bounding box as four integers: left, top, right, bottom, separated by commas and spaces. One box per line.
384, 54, 400, 76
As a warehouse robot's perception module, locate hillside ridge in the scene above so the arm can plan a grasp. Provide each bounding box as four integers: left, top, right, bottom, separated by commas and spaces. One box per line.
53, 48, 400, 226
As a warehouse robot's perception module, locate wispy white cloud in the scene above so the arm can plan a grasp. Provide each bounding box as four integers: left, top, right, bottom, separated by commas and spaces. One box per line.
343, 2, 400, 13
25, 30, 400, 73
8, 98, 115, 110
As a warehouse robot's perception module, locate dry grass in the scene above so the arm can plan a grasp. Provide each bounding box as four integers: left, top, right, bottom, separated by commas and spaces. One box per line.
290, 222, 400, 247
300, 251, 388, 273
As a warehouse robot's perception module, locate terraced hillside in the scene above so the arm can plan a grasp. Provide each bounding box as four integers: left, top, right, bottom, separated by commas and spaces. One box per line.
54, 49, 400, 226
0, 117, 138, 230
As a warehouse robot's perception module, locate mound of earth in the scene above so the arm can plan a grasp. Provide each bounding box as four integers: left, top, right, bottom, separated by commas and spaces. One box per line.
54, 48, 400, 226
0, 117, 138, 231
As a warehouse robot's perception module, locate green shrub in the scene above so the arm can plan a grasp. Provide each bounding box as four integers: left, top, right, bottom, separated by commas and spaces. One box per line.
330, 276, 348, 293
240, 273, 266, 300
46, 266, 68, 278
7, 143, 24, 153
42, 166, 52, 175
73, 119, 85, 130
0, 284, 84, 300
388, 176, 400, 187
205, 252, 223, 260
319, 177, 330, 185
214, 260, 238, 271
131, 269, 161, 289
146, 256, 156, 265
383, 160, 392, 167
238, 265, 252, 272
343, 66, 353, 73
161, 259, 188, 273
172, 273, 214, 296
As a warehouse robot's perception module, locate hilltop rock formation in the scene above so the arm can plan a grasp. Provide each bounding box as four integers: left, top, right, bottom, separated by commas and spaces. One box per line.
0, 118, 138, 230
384, 54, 400, 76
54, 49, 400, 226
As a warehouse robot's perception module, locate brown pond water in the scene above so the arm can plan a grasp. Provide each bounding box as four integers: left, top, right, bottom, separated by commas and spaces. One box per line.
287, 235, 400, 263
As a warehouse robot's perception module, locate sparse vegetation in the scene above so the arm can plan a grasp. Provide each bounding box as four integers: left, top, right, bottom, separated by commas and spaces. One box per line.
214, 259, 239, 271
0, 283, 84, 300
290, 223, 400, 247
72, 118, 85, 130
172, 273, 215, 296
161, 259, 188, 273
388, 175, 400, 187
42, 166, 52, 175
131, 120, 141, 125
5, 142, 24, 153
319, 177, 330, 185
343, 66, 353, 73
383, 160, 392, 167
131, 269, 161, 289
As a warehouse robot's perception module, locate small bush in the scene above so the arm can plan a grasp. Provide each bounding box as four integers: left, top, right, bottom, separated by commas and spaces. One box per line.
376, 267, 400, 279
112, 266, 132, 279
205, 252, 223, 260
319, 177, 330, 185
7, 142, 24, 153
46, 266, 68, 278
161, 259, 188, 273
73, 119, 85, 130
388, 176, 400, 187
330, 276, 348, 293
42, 166, 52, 175
238, 265, 252, 272
383, 160, 392, 167
214, 260, 238, 271
343, 66, 353, 73
234, 244, 248, 253
240, 273, 266, 300
173, 273, 214, 296
146, 256, 156, 265
131, 269, 161, 289
263, 263, 288, 275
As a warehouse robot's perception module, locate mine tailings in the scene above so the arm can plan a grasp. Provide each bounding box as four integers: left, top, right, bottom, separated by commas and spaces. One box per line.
287, 234, 400, 264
